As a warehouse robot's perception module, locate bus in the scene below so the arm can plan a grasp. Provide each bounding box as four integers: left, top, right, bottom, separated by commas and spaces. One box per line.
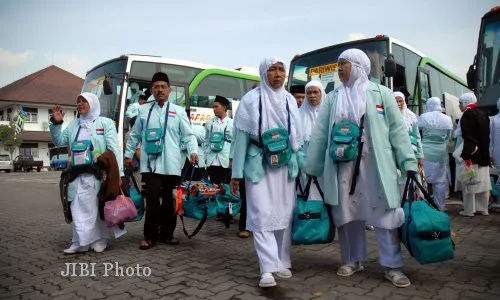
289, 35, 470, 123
81, 54, 260, 150
467, 6, 500, 111
289, 35, 471, 191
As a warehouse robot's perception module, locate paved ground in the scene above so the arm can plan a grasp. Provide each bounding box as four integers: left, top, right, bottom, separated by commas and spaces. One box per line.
0, 171, 499, 300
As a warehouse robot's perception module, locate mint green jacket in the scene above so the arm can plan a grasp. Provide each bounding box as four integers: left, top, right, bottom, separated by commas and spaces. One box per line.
305, 82, 417, 208
230, 127, 299, 183
50, 117, 123, 202
204, 117, 233, 168
124, 101, 197, 175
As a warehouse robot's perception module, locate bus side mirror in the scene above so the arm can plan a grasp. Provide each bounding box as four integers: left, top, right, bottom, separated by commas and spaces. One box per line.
103, 76, 113, 95
466, 64, 476, 91
384, 54, 397, 78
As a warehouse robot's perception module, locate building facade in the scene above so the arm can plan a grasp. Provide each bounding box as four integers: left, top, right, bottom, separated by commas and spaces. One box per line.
0, 65, 83, 169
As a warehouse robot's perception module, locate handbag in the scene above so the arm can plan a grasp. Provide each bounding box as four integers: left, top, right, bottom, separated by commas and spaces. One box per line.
250, 94, 292, 168
125, 169, 144, 222
292, 175, 335, 245
174, 164, 218, 238
104, 189, 138, 227
144, 102, 170, 172
70, 126, 94, 168
400, 175, 454, 264
216, 183, 241, 217
209, 123, 229, 153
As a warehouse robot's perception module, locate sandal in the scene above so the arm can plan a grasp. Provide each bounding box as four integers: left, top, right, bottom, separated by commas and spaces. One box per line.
239, 230, 250, 238
336, 263, 364, 277
385, 269, 411, 288
139, 240, 154, 250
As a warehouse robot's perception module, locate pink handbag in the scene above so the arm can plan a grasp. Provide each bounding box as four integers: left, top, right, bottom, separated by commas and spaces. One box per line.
104, 189, 138, 227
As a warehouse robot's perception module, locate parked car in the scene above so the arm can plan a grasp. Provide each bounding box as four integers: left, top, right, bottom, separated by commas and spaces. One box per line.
0, 154, 13, 173
50, 154, 68, 170
13, 155, 43, 172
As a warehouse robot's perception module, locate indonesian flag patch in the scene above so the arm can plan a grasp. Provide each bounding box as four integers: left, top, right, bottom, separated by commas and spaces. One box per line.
376, 104, 385, 115
96, 128, 104, 135
168, 111, 177, 118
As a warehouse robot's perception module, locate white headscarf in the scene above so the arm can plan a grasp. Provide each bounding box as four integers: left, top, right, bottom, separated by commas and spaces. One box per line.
394, 91, 417, 130
128, 82, 141, 104
300, 81, 326, 141
234, 56, 303, 151
418, 97, 452, 130
78, 92, 100, 129
458, 92, 477, 107
454, 93, 478, 137
335, 49, 371, 125
497, 97, 500, 110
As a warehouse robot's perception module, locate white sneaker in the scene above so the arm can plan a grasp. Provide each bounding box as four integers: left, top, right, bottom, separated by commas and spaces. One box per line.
63, 243, 89, 254
91, 240, 107, 253
459, 211, 474, 217
274, 269, 292, 279
259, 273, 276, 288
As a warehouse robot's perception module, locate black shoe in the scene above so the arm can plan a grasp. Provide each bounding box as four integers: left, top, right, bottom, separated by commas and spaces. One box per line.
158, 237, 180, 245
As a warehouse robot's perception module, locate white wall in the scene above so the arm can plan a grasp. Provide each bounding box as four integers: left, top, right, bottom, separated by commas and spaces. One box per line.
0, 102, 77, 167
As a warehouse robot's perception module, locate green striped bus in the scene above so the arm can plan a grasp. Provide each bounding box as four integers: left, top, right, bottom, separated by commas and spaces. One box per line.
81, 54, 259, 150
289, 35, 470, 123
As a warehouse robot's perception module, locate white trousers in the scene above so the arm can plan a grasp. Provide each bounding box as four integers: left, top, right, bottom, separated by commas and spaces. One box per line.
338, 221, 403, 269
432, 182, 448, 211
253, 226, 292, 274
463, 191, 489, 214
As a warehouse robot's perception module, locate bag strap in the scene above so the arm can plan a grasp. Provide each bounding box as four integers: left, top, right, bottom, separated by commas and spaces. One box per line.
349, 114, 365, 195
177, 161, 208, 238
146, 102, 170, 173
125, 168, 140, 192
300, 175, 325, 202
179, 209, 208, 239
257, 94, 291, 147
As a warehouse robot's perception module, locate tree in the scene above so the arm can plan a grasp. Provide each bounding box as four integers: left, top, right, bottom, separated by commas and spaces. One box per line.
0, 119, 21, 161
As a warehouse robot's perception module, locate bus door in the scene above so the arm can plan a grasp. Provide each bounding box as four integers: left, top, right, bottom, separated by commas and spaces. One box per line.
418, 68, 431, 115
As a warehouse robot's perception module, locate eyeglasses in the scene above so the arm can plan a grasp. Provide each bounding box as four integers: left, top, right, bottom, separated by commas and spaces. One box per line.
153, 85, 169, 90
76, 99, 88, 105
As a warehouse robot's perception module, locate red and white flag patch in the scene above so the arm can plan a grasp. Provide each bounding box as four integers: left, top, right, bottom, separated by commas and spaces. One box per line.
376, 104, 385, 115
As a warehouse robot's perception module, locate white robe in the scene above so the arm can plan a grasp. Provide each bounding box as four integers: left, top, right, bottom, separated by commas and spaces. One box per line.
245, 166, 295, 232
332, 118, 405, 229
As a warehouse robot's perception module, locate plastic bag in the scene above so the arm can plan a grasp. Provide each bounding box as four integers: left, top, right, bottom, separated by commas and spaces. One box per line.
104, 192, 138, 227
460, 164, 480, 186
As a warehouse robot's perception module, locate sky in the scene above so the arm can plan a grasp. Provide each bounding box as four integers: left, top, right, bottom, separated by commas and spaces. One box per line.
0, 0, 497, 87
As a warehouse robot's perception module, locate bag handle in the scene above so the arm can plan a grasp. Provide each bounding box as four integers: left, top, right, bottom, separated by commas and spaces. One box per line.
258, 94, 291, 147
400, 173, 439, 210
300, 175, 325, 202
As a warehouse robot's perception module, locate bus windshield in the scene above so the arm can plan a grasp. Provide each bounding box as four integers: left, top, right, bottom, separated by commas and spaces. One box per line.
478, 14, 500, 104
289, 39, 388, 94
81, 58, 127, 122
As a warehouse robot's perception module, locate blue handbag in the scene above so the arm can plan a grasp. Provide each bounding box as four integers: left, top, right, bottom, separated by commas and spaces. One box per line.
216, 183, 241, 217
176, 163, 217, 238
292, 176, 335, 245
400, 175, 454, 264
125, 169, 144, 222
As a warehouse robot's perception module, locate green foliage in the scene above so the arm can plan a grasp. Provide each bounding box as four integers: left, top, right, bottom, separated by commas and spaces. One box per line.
0, 119, 21, 158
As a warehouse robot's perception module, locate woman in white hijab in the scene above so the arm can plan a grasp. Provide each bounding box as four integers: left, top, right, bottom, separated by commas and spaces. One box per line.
298, 80, 326, 200
306, 49, 417, 288
418, 97, 453, 211
230, 57, 303, 288
456, 92, 491, 216
50, 93, 125, 254
394, 92, 424, 196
